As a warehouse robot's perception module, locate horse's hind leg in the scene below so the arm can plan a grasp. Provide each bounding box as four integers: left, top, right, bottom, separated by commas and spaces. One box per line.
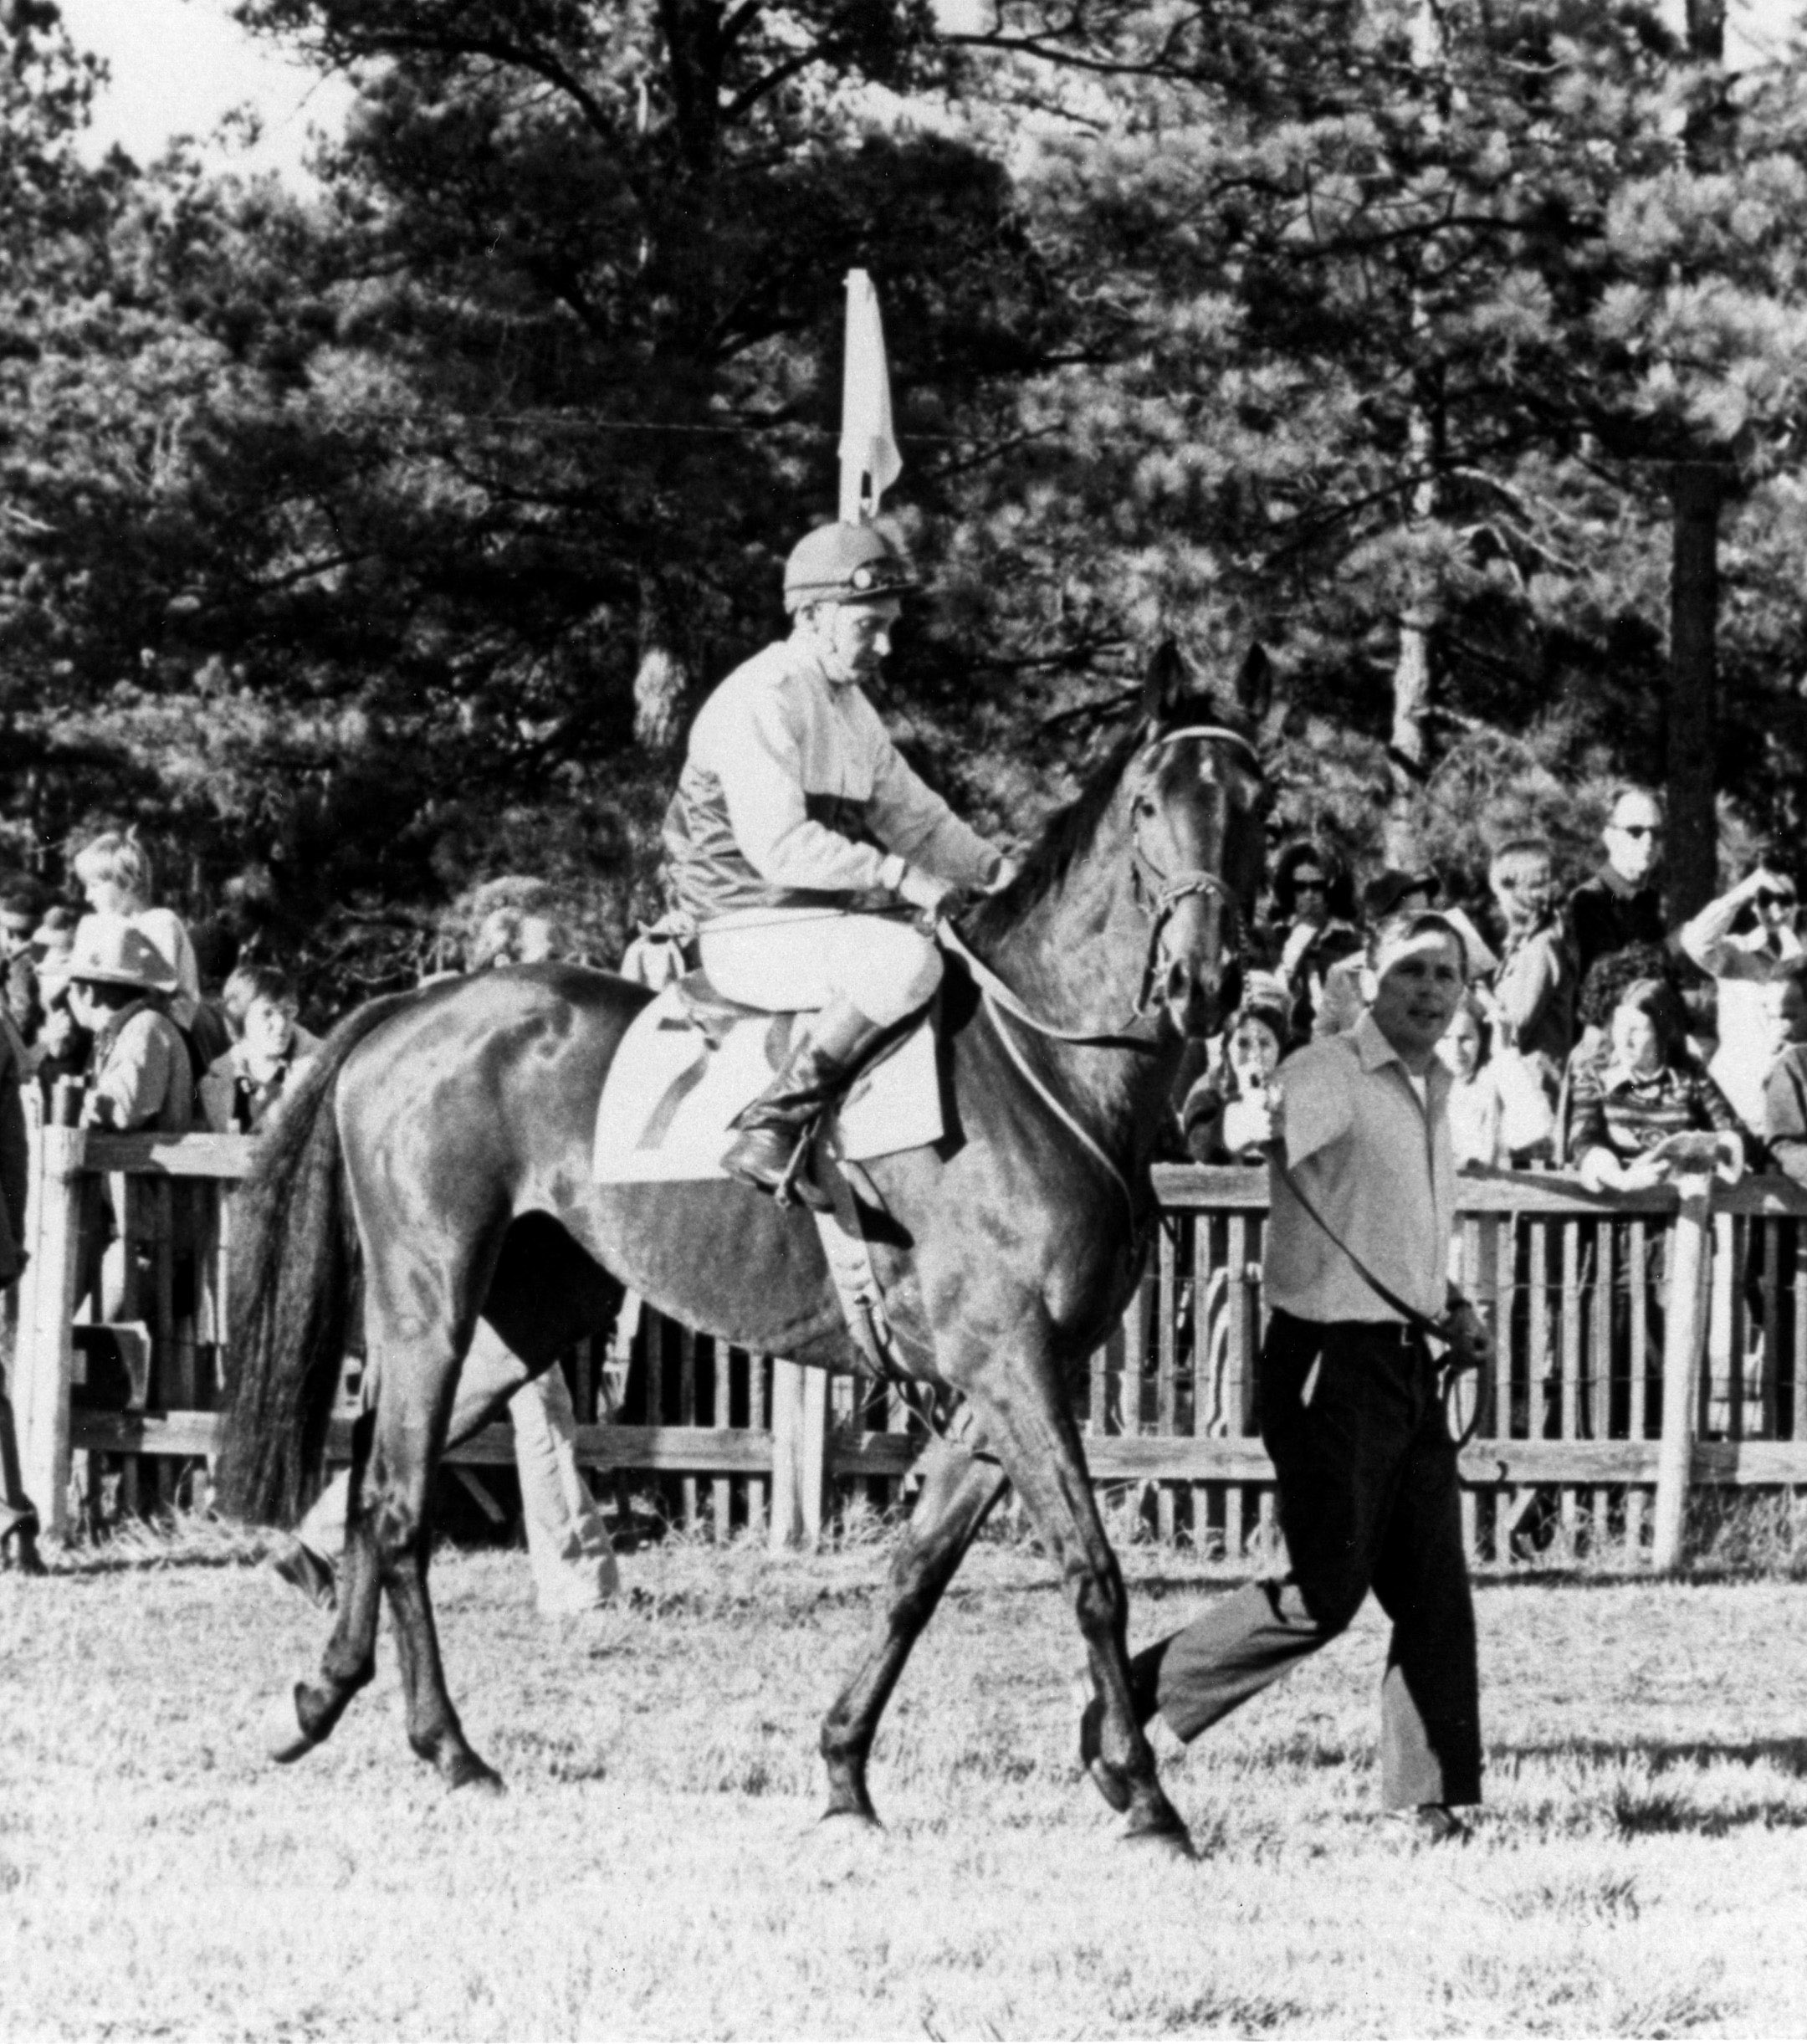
365, 1337, 508, 1792
820, 1435, 1009, 1827
273, 1407, 386, 1763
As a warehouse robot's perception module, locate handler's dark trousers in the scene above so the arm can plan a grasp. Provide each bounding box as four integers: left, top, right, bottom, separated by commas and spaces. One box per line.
1129, 1310, 1482, 1808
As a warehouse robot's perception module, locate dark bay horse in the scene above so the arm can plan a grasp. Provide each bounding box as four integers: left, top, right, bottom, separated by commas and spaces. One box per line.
216, 643, 1271, 1852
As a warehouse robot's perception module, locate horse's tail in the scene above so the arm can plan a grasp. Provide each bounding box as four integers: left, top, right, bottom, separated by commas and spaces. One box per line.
213, 993, 417, 1529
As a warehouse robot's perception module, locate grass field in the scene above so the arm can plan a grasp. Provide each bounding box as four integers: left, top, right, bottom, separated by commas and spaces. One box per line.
5, 1521, 1807, 2041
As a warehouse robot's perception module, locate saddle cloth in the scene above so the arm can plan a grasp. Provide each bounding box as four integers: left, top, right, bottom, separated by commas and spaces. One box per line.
592, 976, 943, 1185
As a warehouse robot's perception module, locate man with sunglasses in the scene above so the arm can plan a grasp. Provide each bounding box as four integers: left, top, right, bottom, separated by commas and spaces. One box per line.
1568, 786, 1667, 991
1679, 862, 1806, 1136
662, 521, 1007, 1204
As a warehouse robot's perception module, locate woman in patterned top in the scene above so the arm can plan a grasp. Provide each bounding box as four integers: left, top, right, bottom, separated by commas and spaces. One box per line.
1569, 976, 1747, 1193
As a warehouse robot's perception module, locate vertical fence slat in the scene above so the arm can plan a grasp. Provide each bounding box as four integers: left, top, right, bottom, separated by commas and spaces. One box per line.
1149, 1223, 1172, 1540
1490, 1211, 1512, 1448
1792, 1222, 1807, 1448
746, 1350, 768, 1539
1591, 1217, 1613, 1439
1759, 1217, 1781, 1442
1723, 1213, 1745, 1443
16, 1125, 88, 1542
1630, 1220, 1650, 1439
1156, 1217, 1176, 1545
1653, 1181, 1713, 1571
678, 1324, 698, 1529
1185, 1217, 1210, 1546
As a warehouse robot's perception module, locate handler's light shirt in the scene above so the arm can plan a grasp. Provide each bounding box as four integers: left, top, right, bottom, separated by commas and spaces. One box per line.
1264, 1012, 1455, 1324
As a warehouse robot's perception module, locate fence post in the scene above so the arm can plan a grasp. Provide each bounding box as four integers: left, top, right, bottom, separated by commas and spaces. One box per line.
768, 1358, 827, 1550
15, 1123, 88, 1544
1651, 1175, 1712, 1572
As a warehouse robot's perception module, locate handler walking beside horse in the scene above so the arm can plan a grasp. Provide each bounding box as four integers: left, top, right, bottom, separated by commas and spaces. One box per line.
1085, 910, 1493, 1840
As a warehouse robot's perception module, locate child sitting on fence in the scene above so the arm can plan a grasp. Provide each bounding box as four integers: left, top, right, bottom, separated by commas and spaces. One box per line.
1569, 976, 1746, 1194
71, 829, 202, 1033
1439, 993, 1508, 1171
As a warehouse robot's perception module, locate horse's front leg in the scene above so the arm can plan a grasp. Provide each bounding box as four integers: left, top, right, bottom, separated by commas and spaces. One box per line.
820, 1433, 1010, 1827
960, 1343, 1193, 1856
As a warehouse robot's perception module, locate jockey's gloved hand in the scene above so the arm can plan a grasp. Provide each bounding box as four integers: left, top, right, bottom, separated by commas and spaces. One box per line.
895, 866, 962, 923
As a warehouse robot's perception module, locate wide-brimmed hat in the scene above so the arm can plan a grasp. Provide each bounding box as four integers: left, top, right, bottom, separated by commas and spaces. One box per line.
54, 914, 179, 996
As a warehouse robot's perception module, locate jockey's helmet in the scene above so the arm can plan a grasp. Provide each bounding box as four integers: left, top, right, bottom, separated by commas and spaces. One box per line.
782, 523, 919, 613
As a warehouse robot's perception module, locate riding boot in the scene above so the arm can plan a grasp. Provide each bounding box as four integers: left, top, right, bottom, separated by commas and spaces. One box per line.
721, 995, 889, 1212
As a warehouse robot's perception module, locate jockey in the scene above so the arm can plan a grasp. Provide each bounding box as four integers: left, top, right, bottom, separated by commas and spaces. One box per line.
662, 520, 1008, 1205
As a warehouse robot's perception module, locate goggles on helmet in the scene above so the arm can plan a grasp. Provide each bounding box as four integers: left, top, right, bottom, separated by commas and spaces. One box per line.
844, 556, 912, 596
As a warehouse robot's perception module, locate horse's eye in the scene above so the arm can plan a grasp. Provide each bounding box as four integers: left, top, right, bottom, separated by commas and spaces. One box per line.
1134, 797, 1159, 819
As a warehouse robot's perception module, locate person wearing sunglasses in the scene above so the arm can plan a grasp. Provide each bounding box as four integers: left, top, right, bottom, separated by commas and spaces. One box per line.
1267, 842, 1361, 1041
1568, 786, 1667, 991
1678, 862, 1807, 1138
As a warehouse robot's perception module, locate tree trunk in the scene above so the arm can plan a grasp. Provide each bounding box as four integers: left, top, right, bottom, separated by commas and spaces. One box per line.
1385, 396, 1437, 868
1384, 0, 1444, 870
1385, 614, 1432, 867
1666, 462, 1723, 921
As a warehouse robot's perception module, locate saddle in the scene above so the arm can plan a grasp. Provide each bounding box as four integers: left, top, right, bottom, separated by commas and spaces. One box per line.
593, 975, 944, 1187
595, 967, 949, 1384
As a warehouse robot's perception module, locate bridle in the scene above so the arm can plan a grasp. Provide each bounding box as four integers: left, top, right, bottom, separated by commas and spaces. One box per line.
948, 717, 1267, 1232
949, 719, 1266, 1054
1128, 722, 1262, 1026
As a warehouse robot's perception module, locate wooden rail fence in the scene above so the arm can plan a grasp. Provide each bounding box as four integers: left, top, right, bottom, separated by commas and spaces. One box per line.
7, 1101, 1807, 1564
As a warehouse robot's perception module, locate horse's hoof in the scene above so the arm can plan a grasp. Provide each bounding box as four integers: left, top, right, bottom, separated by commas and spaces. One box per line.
819, 1800, 884, 1833
444, 1752, 506, 1796
264, 1687, 322, 1765
1125, 1816, 1198, 1862
1085, 1758, 1134, 1815
1073, 1676, 1135, 1814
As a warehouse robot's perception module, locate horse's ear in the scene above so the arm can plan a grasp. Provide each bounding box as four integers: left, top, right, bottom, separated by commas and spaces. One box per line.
1235, 643, 1274, 721
1143, 638, 1188, 724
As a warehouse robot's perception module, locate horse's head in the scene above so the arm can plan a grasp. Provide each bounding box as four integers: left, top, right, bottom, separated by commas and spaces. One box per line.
1125, 640, 1272, 1040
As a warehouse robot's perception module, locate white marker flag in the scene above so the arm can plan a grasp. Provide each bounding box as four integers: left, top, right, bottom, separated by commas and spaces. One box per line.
838, 269, 902, 524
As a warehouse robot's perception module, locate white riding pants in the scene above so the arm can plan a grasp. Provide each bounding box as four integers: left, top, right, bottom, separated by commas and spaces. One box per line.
699, 909, 943, 1027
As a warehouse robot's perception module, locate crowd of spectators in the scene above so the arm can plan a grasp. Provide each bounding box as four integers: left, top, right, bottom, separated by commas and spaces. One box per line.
4, 792, 1806, 1214
1180, 786, 1804, 1194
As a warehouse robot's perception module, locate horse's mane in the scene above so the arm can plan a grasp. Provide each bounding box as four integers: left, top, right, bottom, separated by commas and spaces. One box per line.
962, 694, 1247, 946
